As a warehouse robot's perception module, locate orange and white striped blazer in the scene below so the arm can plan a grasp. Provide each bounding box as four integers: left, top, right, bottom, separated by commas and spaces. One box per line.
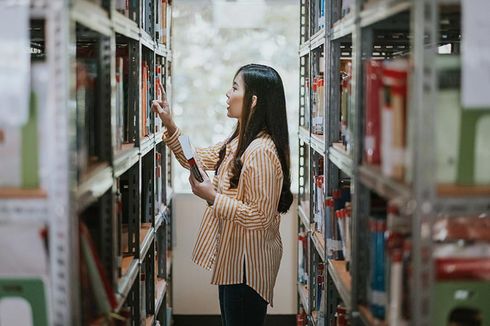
164, 128, 284, 305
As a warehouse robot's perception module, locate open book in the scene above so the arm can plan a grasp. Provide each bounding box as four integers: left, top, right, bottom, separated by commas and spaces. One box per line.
178, 135, 204, 183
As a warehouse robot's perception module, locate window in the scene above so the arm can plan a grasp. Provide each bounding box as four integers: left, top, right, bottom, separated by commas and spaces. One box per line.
172, 0, 299, 193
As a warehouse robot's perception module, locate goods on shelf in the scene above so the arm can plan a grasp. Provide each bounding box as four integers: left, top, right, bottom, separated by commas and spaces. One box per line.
298, 230, 309, 284
75, 57, 98, 181
312, 74, 325, 135
141, 59, 152, 138
362, 58, 409, 181
115, 57, 125, 151
141, 0, 152, 36
315, 262, 325, 312
364, 198, 412, 324
326, 180, 351, 261
0, 62, 48, 190
380, 59, 409, 181
156, 152, 163, 211
313, 157, 324, 232
364, 55, 490, 186
80, 222, 117, 322
297, 306, 307, 326
156, 0, 170, 45
340, 60, 352, 153
341, 0, 352, 18
299, 1, 490, 326
304, 76, 311, 129
155, 64, 163, 133
368, 212, 387, 320
115, 0, 132, 19
363, 59, 382, 165
432, 215, 490, 325
318, 0, 325, 30
335, 304, 348, 326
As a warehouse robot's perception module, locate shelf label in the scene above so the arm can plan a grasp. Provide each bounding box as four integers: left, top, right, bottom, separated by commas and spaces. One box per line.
0, 1, 30, 126
462, 0, 490, 109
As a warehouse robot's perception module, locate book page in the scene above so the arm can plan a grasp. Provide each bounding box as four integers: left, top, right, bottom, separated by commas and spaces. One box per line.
178, 135, 195, 160
462, 0, 490, 109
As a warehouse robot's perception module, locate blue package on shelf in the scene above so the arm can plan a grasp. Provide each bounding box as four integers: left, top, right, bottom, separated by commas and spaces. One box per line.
319, 0, 325, 29
369, 216, 387, 319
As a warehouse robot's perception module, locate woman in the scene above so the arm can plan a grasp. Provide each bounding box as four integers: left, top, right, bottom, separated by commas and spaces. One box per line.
152, 64, 293, 326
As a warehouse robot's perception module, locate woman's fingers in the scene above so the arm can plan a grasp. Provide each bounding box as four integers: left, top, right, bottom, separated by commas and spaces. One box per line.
159, 83, 166, 99
151, 100, 163, 114
158, 83, 167, 107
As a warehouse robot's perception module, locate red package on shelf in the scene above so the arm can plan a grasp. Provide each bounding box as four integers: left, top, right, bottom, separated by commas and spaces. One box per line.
436, 258, 490, 281
364, 59, 383, 165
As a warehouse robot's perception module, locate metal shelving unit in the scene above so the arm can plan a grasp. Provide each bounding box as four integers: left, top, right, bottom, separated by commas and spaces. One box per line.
0, 1, 174, 325
298, 0, 489, 325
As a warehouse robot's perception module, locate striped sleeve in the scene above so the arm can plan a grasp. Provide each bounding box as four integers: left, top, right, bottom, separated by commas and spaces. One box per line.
163, 128, 224, 171
213, 146, 282, 230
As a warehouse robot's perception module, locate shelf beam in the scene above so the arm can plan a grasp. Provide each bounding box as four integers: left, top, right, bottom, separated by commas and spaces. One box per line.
310, 28, 326, 50
327, 260, 352, 310
331, 14, 354, 41
154, 278, 168, 316
113, 11, 140, 40
358, 165, 411, 201
299, 41, 311, 57
116, 257, 140, 311
328, 145, 353, 177
75, 163, 113, 212
298, 205, 311, 232
311, 134, 326, 157
114, 146, 139, 178
71, 0, 112, 37
311, 231, 326, 262
297, 282, 310, 314
360, 0, 411, 28
140, 224, 155, 259
140, 135, 156, 157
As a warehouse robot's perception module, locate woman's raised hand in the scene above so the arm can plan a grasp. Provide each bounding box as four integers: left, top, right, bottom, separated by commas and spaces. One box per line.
152, 83, 175, 131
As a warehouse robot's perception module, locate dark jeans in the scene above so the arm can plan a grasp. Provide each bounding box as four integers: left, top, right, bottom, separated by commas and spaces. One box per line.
218, 273, 268, 326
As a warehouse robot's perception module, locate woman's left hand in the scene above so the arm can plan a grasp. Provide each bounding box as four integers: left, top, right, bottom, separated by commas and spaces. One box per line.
189, 167, 216, 205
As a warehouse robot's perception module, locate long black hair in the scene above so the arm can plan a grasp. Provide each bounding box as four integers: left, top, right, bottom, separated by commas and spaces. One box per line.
215, 64, 293, 214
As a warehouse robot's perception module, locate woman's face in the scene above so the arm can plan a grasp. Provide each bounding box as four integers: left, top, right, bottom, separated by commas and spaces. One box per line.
225, 72, 245, 119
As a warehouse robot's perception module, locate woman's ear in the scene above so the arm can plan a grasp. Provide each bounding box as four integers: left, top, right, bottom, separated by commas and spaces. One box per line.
251, 95, 258, 109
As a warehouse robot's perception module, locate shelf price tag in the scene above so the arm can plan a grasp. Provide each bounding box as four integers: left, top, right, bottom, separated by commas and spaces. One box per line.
0, 1, 30, 126
462, 0, 490, 109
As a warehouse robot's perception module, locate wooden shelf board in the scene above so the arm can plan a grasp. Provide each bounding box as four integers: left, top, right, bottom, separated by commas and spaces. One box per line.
0, 188, 47, 199
328, 260, 352, 309
297, 282, 310, 314
120, 255, 134, 277
312, 231, 326, 261
141, 223, 152, 239
79, 161, 110, 184
155, 277, 168, 314
117, 142, 136, 153
311, 133, 324, 142
332, 142, 348, 154
438, 184, 490, 197
329, 260, 351, 290
121, 223, 153, 255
